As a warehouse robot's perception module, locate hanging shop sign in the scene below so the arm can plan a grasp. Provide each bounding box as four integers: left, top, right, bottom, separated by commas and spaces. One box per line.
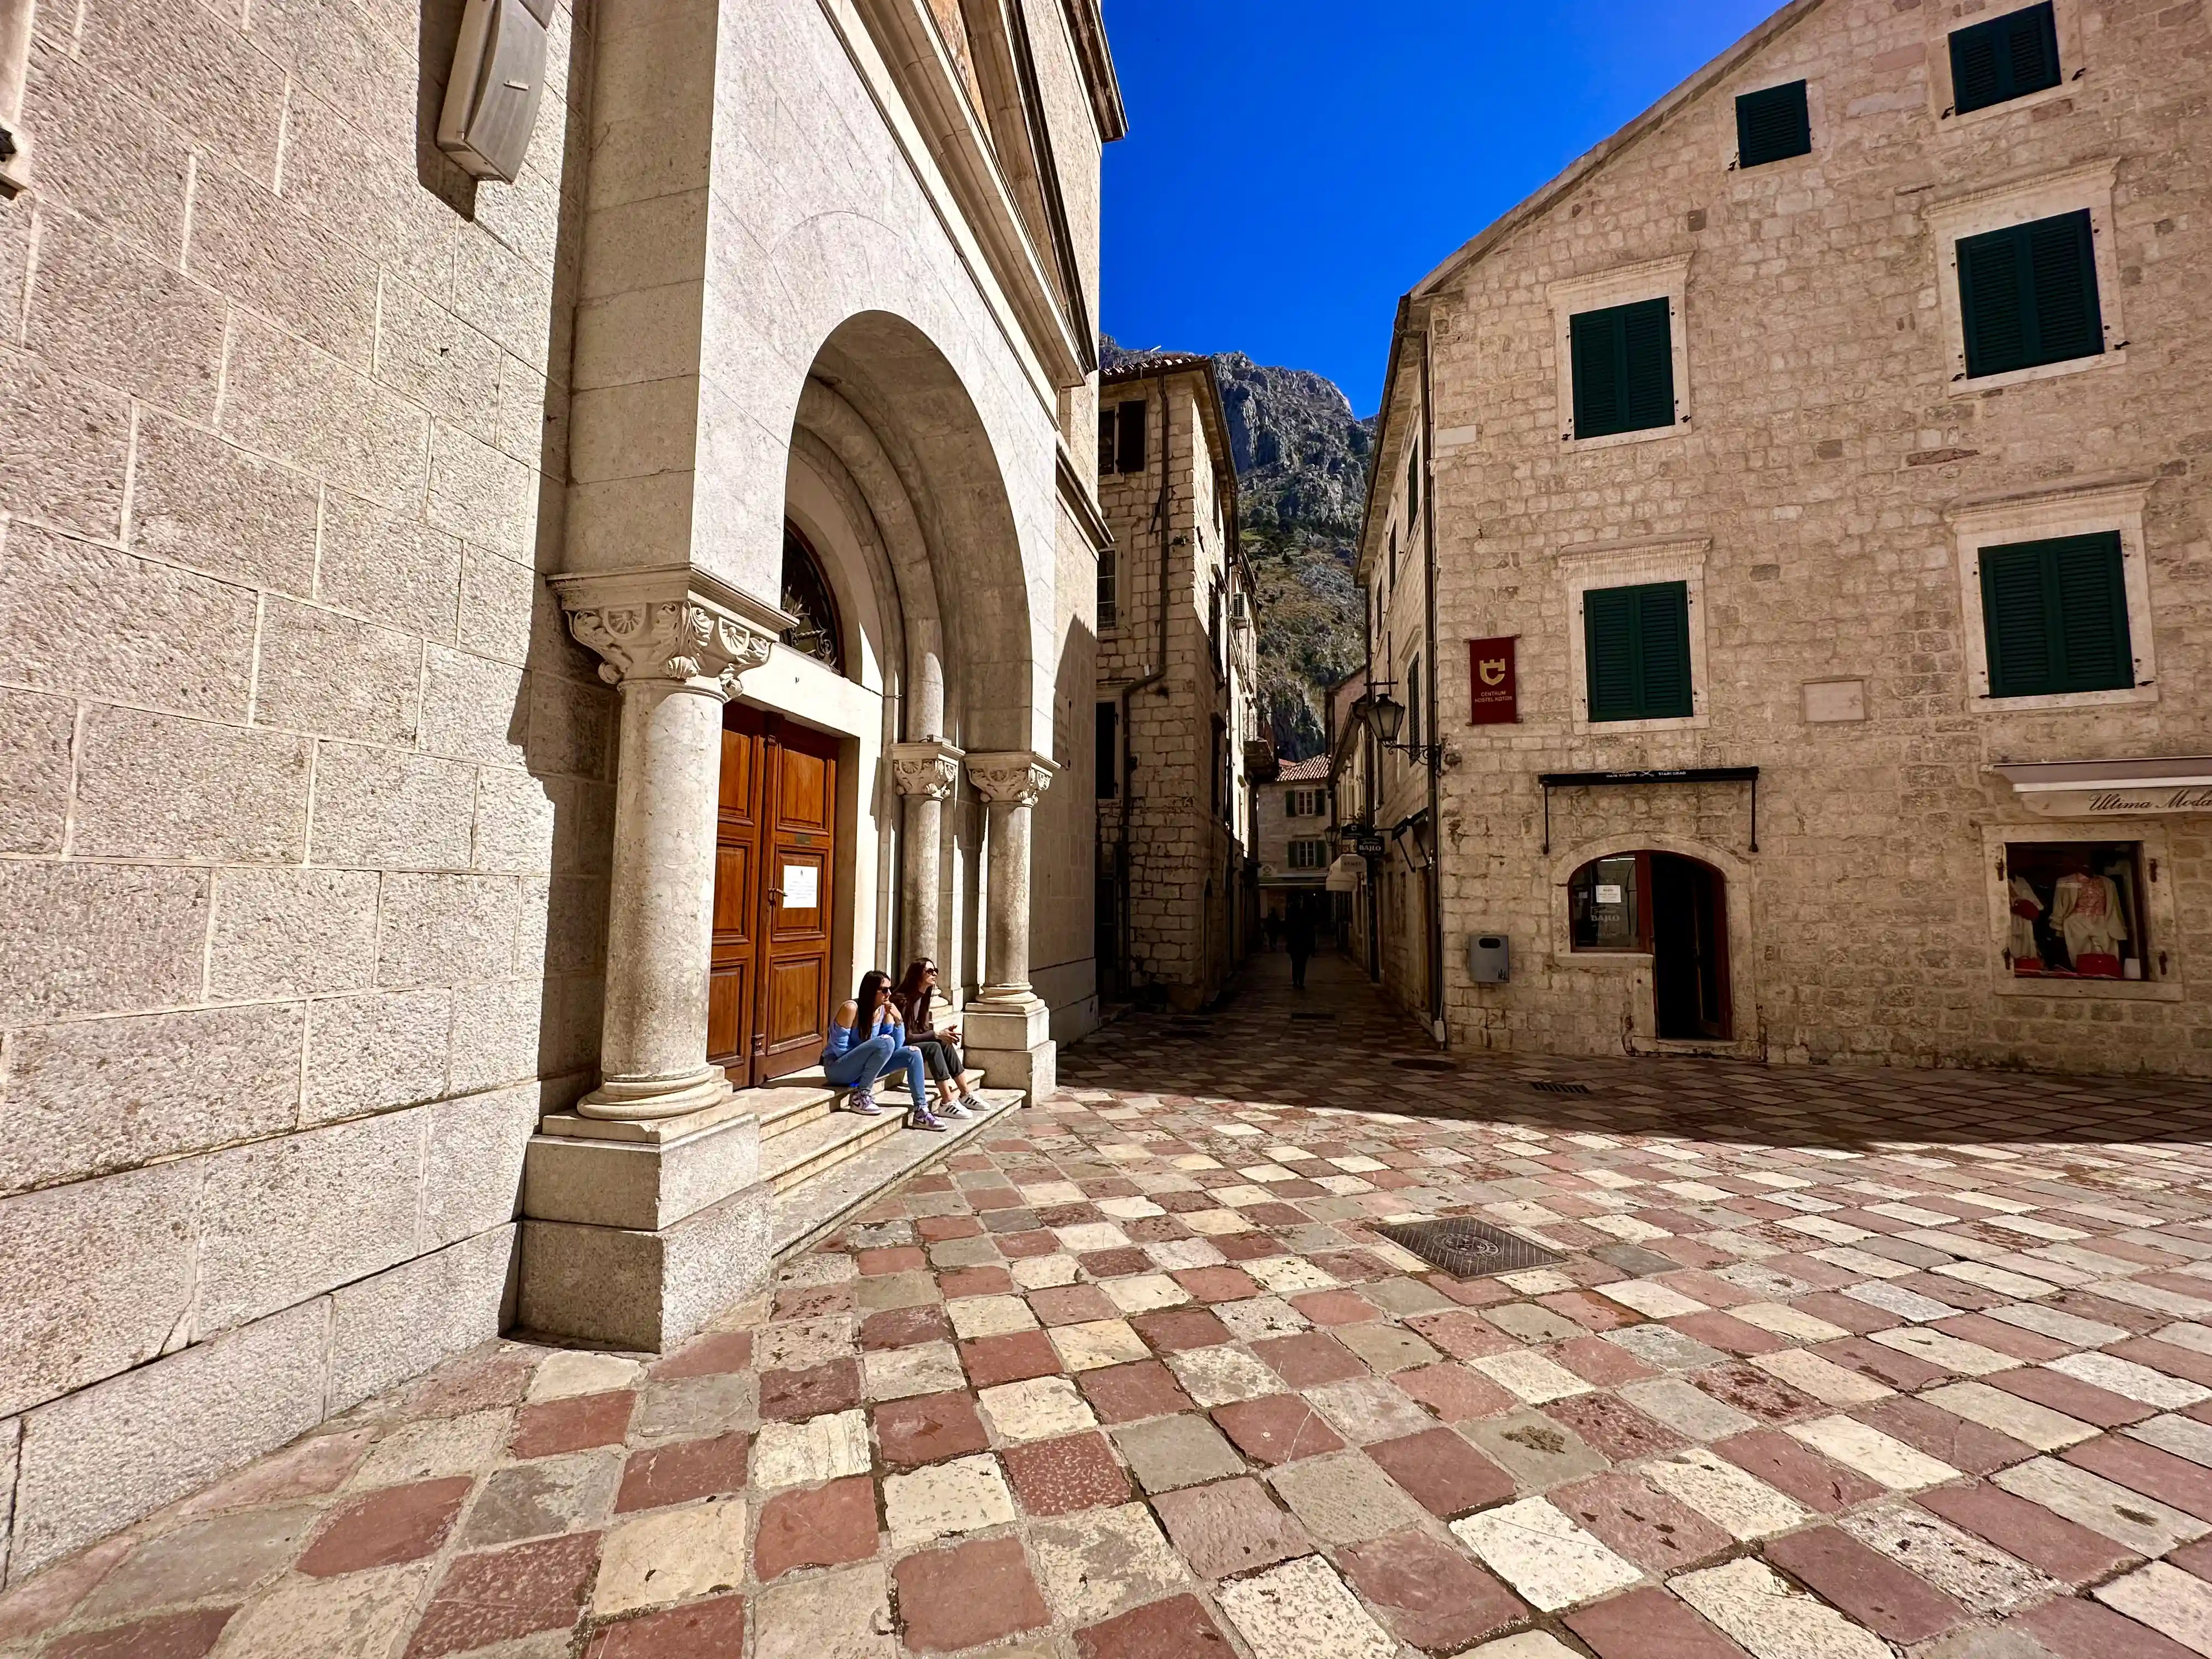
1468, 636, 1519, 725
1993, 758, 2212, 819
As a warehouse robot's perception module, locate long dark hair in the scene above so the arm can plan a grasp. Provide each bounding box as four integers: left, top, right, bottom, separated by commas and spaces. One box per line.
893, 960, 935, 1030
854, 969, 892, 1031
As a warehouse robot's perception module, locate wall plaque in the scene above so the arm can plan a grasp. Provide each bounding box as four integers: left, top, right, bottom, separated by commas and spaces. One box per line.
1468, 636, 1519, 725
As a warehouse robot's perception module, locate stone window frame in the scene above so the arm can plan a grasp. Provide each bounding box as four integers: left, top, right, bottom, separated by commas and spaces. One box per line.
1928, 159, 2125, 396
1547, 254, 1694, 453
1979, 822, 2182, 1003
1560, 538, 1712, 735
1949, 481, 2157, 715
1928, 0, 2086, 132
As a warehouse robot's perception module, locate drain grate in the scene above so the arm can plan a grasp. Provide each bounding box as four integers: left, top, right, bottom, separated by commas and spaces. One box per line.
1374, 1217, 1564, 1279
1392, 1057, 1458, 1073
1529, 1081, 1593, 1096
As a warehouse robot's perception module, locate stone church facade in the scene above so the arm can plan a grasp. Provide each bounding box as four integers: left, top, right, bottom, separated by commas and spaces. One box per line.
1361, 0, 2212, 1075
0, 0, 1120, 1578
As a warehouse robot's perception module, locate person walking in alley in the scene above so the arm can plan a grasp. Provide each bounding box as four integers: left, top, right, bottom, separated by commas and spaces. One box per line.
1285, 900, 1316, 990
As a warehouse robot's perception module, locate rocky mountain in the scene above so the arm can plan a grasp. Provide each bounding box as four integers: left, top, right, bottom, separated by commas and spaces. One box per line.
1102, 338, 1372, 760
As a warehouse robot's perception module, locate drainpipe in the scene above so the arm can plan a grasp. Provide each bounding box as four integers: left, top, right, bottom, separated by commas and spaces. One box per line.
1115, 365, 1176, 998
1419, 326, 1446, 1046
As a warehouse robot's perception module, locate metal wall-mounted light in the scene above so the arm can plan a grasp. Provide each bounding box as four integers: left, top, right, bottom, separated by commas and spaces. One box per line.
1356, 681, 1443, 769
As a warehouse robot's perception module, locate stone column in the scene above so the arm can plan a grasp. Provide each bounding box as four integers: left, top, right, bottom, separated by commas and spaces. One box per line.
551, 567, 777, 1119
518, 565, 785, 1353
891, 740, 962, 966
962, 751, 1060, 1099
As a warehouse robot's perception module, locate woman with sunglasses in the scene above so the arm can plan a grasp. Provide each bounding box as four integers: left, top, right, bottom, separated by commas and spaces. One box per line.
893, 959, 984, 1119
820, 968, 943, 1131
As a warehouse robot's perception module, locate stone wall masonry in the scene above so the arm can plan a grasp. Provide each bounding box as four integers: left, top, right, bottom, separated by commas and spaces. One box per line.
1402, 0, 2212, 1075
0, 0, 604, 1576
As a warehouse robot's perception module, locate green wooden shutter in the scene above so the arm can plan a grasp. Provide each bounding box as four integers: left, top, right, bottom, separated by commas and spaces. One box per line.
2027, 211, 2102, 363
1959, 212, 2101, 377
1571, 299, 1673, 438
1571, 311, 1623, 437
1586, 582, 1692, 721
1736, 81, 1811, 167
1981, 532, 2131, 697
1950, 2, 2060, 114
1097, 409, 1118, 475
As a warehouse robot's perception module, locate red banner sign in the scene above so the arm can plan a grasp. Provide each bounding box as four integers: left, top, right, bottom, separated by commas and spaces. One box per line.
1468, 637, 1518, 725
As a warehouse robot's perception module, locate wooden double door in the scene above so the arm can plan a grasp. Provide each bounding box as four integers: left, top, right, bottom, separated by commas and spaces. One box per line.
709, 708, 840, 1088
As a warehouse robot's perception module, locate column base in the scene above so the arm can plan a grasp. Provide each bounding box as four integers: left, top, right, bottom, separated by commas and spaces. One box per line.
574, 1066, 734, 1122
963, 997, 1054, 1104
517, 1121, 770, 1351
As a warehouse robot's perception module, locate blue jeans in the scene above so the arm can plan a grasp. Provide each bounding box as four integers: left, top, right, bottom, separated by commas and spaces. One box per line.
822, 1034, 926, 1108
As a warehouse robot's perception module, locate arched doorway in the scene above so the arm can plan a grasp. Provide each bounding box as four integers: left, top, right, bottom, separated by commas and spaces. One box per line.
1568, 851, 1733, 1040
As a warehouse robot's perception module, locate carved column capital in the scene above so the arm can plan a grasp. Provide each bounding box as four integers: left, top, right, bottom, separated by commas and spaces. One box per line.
891, 740, 965, 801
965, 751, 1060, 809
549, 565, 786, 699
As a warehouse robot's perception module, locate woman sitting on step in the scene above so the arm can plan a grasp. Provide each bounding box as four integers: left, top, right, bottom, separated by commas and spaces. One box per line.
821, 969, 943, 1131
893, 958, 985, 1121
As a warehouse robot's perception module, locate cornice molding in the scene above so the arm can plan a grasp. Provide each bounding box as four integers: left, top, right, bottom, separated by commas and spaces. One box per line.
549, 565, 785, 697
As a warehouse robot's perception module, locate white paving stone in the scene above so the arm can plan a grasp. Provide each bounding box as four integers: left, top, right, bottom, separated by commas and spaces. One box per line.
1053, 1222, 1133, 1252
1458, 1634, 1582, 1659
1450, 1497, 1644, 1610
1011, 1253, 1080, 1290
1991, 1457, 2211, 1556
1986, 1304, 2132, 1346
862, 1341, 966, 1402
2127, 1414, 2212, 1468
1747, 1348, 1892, 1406
1617, 1378, 1759, 1442
1921, 1381, 2097, 1451
1867, 1328, 2017, 1375
1166, 1344, 1280, 1406
1101, 1273, 1189, 1314
1843, 1282, 1957, 1323
1051, 1319, 1151, 1372
1784, 1416, 1959, 1491
1600, 1280, 1708, 1319
1243, 1256, 1337, 1294
883, 1454, 1017, 1547
527, 1351, 644, 1402
752, 1410, 871, 1489
1470, 1348, 1595, 1405
2047, 1351, 2212, 1409
945, 1295, 1038, 1340
1839, 1504, 2057, 1615
977, 1376, 1097, 1443
1215, 1297, 1309, 1340
2094, 1561, 2212, 1656
1671, 1556, 1893, 1659
1640, 1447, 1809, 1541
1214, 1554, 1395, 1659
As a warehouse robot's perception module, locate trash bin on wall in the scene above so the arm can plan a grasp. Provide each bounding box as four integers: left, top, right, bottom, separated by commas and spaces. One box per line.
1468, 934, 1509, 984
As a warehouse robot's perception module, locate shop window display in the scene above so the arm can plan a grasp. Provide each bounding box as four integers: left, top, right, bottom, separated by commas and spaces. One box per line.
1570, 855, 1645, 951
2004, 842, 2149, 980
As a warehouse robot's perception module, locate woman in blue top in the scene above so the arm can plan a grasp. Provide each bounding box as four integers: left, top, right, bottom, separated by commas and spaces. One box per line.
820, 969, 944, 1131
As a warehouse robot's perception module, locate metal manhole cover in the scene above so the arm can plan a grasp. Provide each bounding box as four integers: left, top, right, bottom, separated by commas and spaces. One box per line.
1375, 1217, 1564, 1279
1530, 1081, 1593, 1096
1392, 1057, 1458, 1073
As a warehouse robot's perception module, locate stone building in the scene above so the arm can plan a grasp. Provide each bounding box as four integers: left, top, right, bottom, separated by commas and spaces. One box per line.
0, 0, 1122, 1578
1095, 353, 1261, 1008
1255, 755, 1333, 929
1360, 0, 2212, 1074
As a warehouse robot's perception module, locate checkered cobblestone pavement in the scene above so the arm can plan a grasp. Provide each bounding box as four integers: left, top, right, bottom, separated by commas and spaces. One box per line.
8, 952, 2212, 1659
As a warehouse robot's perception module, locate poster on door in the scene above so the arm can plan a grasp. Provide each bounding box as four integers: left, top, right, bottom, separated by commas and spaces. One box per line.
782, 864, 819, 910
1468, 636, 1519, 725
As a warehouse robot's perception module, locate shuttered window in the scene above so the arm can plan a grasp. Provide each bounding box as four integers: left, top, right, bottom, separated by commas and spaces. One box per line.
1570, 298, 1675, 438
1980, 532, 2134, 698
1949, 2, 2061, 115
1103, 398, 1147, 474
1095, 703, 1119, 798
1585, 582, 1694, 722
1736, 80, 1811, 168
1958, 210, 2102, 377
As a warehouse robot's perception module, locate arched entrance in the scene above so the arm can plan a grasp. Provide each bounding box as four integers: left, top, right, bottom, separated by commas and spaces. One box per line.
1568, 850, 1733, 1040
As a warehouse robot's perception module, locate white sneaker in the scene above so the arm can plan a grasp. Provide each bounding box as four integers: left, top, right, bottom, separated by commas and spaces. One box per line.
956, 1093, 985, 1114
848, 1091, 883, 1115
937, 1097, 971, 1119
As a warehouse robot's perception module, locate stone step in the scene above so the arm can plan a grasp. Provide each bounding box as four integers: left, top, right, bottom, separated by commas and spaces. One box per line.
772, 1088, 1024, 1260
763, 1099, 915, 1193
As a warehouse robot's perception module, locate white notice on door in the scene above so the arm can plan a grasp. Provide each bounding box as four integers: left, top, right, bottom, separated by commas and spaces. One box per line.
782, 865, 819, 909
1595, 884, 1624, 906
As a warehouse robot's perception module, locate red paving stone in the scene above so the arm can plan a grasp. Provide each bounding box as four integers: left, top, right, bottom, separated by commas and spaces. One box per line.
1077, 1359, 1194, 1423
1149, 1479, 1313, 1578
1565, 1585, 1754, 1659
893, 1536, 1050, 1653
583, 1594, 747, 1658
1209, 1396, 1344, 1465
752, 1476, 879, 1579
758, 1359, 862, 1421
874, 1390, 991, 1469
403, 1532, 601, 1658
508, 1390, 636, 1458
2020, 1593, 2202, 1659
1714, 1427, 1888, 1513
1365, 1426, 1517, 1518
1337, 1528, 1527, 1651
1001, 1432, 1134, 1515
960, 1330, 1063, 1387
1074, 1593, 1234, 1659
1764, 1526, 1970, 1644
1918, 1480, 2140, 1585
1554, 1471, 1735, 1572
648, 1330, 754, 1379
296, 1477, 471, 1576
44, 1609, 235, 1659
614, 1432, 751, 1513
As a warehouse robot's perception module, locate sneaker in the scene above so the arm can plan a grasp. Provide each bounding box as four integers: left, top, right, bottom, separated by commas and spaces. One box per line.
937, 1097, 971, 1119
847, 1091, 883, 1115
909, 1109, 947, 1132
955, 1092, 985, 1114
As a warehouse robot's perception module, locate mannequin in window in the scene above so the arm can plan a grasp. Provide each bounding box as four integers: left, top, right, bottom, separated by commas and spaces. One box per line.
2008, 876, 2045, 972
2050, 867, 2127, 978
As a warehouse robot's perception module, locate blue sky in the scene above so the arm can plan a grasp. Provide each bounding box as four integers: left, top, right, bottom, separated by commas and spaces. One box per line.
1098, 0, 1778, 413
